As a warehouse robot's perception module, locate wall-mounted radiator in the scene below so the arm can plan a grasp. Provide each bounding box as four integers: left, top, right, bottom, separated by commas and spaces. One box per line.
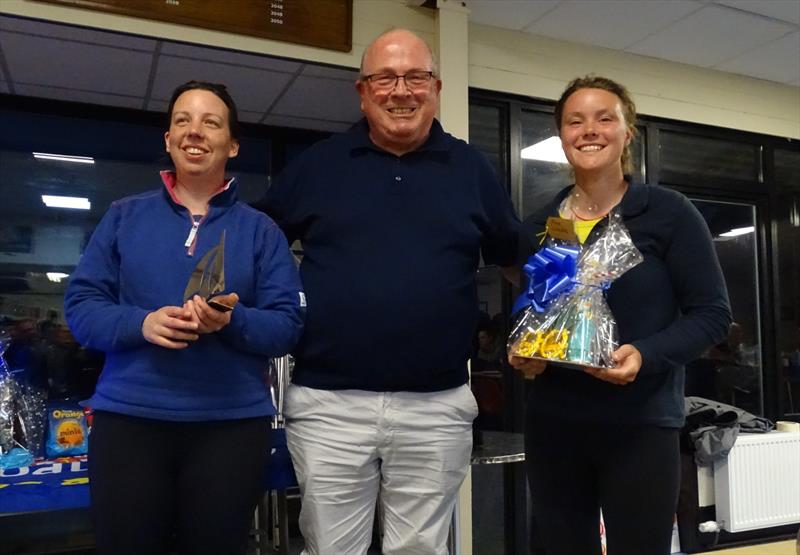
713, 431, 800, 533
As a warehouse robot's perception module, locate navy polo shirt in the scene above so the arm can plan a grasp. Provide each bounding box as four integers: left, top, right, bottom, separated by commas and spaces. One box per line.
263, 119, 519, 392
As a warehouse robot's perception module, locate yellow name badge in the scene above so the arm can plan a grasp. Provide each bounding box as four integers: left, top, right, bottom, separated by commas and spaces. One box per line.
545, 216, 578, 242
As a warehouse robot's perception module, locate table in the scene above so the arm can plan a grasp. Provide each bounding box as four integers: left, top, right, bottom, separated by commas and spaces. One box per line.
471, 431, 525, 465
0, 456, 93, 554
448, 430, 526, 555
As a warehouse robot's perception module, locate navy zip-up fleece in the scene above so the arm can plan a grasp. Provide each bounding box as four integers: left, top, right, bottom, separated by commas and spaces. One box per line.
65, 172, 304, 421
519, 182, 731, 428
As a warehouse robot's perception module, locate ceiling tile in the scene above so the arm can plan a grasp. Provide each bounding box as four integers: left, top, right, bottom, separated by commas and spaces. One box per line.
466, 0, 560, 31
14, 83, 143, 109
160, 41, 301, 73
715, 0, 800, 25
239, 110, 265, 124
301, 64, 359, 81
2, 33, 152, 95
270, 76, 361, 122
627, 4, 794, 66
715, 31, 800, 84
524, 0, 702, 50
262, 114, 351, 133
146, 99, 169, 113
150, 56, 294, 112
146, 101, 283, 124
0, 16, 156, 50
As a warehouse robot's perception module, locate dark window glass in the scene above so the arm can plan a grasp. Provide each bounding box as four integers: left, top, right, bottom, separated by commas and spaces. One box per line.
468, 105, 513, 430
775, 192, 800, 414
469, 102, 527, 555
469, 103, 505, 180
773, 149, 800, 415
660, 130, 759, 184
631, 125, 646, 183
685, 200, 762, 415
775, 149, 800, 192
519, 110, 571, 220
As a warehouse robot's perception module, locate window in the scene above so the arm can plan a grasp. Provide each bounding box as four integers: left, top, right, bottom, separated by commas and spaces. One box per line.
686, 200, 763, 415
774, 148, 800, 414
468, 99, 527, 555
659, 130, 760, 187
775, 149, 800, 191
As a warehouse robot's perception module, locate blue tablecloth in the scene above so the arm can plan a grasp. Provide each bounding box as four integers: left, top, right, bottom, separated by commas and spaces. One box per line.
0, 455, 89, 514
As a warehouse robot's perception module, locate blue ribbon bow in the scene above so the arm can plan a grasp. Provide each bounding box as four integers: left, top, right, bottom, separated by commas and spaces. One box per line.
512, 245, 581, 314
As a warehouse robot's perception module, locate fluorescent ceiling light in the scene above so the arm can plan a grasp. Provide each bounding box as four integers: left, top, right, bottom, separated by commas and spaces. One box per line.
33, 152, 95, 164
46, 272, 69, 283
520, 136, 569, 164
41, 195, 91, 210
719, 226, 754, 237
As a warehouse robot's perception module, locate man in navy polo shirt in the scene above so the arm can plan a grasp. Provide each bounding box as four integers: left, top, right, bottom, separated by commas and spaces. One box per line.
263, 28, 519, 555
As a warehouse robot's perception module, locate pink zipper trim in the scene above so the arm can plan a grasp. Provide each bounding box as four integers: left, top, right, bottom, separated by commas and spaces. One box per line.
159, 171, 234, 256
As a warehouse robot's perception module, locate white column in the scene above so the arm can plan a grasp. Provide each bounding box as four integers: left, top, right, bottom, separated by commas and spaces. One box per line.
434, 3, 472, 550
435, 0, 470, 141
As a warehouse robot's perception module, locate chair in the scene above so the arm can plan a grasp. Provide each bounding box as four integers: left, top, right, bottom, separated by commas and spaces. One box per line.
253, 356, 296, 555
715, 364, 759, 413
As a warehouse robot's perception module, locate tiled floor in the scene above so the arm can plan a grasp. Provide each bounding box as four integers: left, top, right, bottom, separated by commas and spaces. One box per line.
61, 536, 797, 554
694, 539, 796, 554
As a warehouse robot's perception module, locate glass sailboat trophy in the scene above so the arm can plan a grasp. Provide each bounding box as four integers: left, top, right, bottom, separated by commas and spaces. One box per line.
183, 230, 237, 312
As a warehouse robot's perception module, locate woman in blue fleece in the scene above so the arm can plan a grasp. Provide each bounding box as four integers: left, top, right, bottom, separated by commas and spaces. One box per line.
509, 76, 731, 555
64, 81, 304, 555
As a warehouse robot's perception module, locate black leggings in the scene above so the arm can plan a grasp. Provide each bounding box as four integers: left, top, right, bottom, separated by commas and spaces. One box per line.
526, 410, 680, 555
88, 411, 270, 555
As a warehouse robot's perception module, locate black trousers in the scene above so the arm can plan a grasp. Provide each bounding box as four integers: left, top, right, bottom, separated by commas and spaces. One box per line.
88, 411, 270, 555
526, 409, 680, 555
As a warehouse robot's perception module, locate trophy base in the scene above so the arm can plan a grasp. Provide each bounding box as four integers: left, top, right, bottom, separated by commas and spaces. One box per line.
207, 292, 239, 313
207, 300, 234, 312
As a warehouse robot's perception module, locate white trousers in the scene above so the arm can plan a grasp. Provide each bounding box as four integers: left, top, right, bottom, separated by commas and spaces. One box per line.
285, 384, 478, 555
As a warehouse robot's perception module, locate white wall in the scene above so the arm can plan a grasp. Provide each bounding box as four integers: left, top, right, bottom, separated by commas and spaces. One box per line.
469, 22, 800, 139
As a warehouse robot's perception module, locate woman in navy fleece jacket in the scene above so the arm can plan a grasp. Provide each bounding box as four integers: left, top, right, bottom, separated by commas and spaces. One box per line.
64, 81, 304, 555
510, 76, 730, 555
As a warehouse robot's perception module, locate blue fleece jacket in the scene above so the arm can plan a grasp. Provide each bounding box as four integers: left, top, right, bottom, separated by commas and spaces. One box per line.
65, 172, 304, 421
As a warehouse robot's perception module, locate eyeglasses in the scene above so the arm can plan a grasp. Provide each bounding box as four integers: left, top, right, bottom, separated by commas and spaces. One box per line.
362, 71, 435, 90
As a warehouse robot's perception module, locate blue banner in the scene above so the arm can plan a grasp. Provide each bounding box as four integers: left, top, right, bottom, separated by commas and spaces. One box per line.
0, 456, 89, 513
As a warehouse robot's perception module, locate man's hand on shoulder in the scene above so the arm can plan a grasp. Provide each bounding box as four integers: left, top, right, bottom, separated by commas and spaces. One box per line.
500, 265, 521, 287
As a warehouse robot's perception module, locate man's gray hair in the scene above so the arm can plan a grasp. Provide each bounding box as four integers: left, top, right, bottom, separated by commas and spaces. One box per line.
358, 28, 439, 79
